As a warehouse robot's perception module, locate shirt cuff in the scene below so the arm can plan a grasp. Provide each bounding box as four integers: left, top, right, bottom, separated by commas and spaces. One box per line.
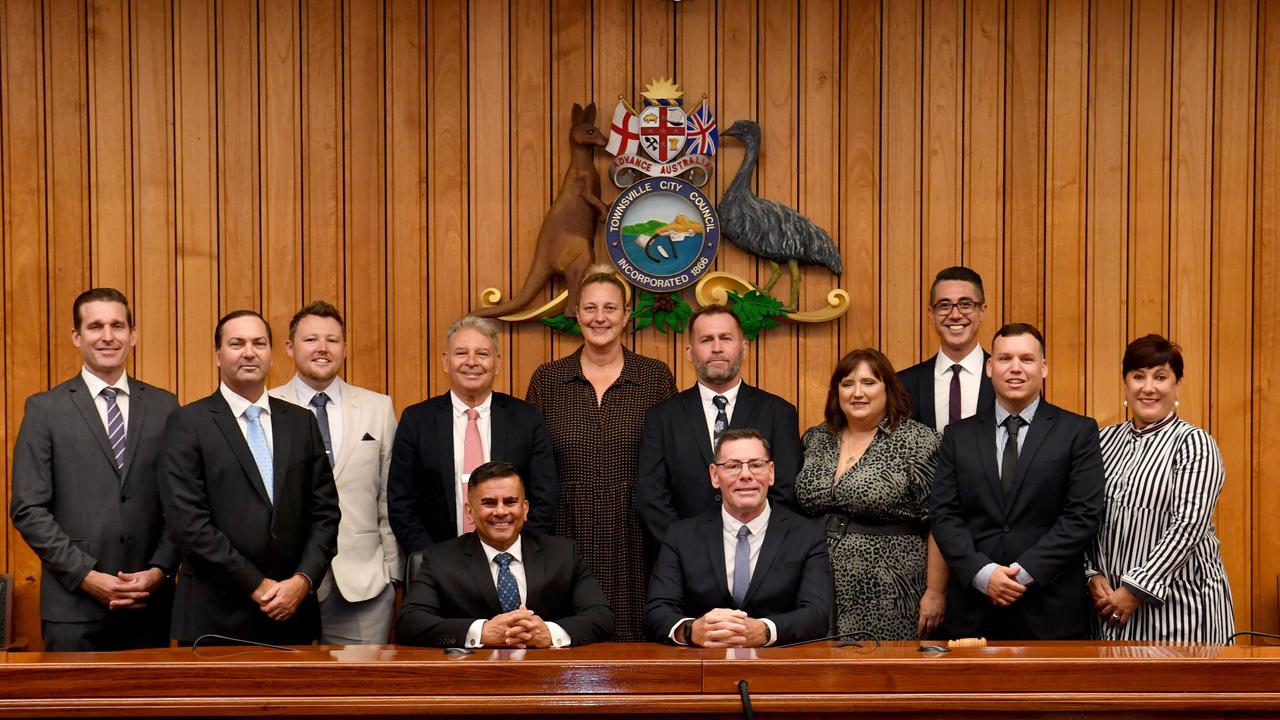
1120, 578, 1164, 607
1011, 562, 1035, 586
546, 621, 572, 648
465, 619, 486, 648
972, 563, 998, 593
761, 618, 779, 647
668, 618, 695, 645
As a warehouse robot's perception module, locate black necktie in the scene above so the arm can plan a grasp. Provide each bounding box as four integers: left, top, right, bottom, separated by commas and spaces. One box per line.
948, 364, 963, 426
712, 395, 729, 446
310, 392, 334, 467
1000, 415, 1025, 495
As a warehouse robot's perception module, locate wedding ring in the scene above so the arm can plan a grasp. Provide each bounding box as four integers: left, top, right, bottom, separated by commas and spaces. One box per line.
1111, 612, 1120, 620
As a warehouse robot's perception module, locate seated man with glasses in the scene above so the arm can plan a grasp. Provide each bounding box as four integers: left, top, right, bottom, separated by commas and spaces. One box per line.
898, 266, 996, 432
643, 428, 831, 647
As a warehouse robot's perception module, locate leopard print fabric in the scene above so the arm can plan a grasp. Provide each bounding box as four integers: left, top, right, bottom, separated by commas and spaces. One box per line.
796, 419, 940, 640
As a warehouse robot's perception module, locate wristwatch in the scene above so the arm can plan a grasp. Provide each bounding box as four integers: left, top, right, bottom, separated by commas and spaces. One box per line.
762, 621, 772, 645
682, 619, 694, 646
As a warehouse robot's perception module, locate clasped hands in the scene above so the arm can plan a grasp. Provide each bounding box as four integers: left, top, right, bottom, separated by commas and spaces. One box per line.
985, 565, 1027, 607
480, 605, 553, 648
80, 567, 165, 610
689, 608, 769, 648
251, 574, 311, 622
1088, 575, 1141, 626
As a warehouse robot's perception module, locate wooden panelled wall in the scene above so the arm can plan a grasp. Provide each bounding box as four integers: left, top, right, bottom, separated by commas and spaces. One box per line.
0, 0, 1275, 648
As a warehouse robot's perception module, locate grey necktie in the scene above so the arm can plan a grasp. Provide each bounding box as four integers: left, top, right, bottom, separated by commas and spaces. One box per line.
713, 395, 729, 445
310, 392, 334, 467
1000, 415, 1025, 495
101, 387, 127, 471
732, 524, 751, 606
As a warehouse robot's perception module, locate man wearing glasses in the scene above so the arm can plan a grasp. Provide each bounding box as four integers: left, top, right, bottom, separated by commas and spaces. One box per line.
643, 428, 831, 647
899, 266, 996, 432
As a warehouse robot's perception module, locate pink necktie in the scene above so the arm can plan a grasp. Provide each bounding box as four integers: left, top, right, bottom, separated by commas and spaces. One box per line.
461, 408, 483, 534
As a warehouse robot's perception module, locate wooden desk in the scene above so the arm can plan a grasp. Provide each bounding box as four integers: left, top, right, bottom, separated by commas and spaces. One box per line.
2, 642, 1278, 718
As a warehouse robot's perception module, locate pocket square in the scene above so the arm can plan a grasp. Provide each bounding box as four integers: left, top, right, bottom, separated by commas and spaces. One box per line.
362, 433, 376, 441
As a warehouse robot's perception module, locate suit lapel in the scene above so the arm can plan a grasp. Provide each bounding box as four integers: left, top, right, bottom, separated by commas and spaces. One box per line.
68, 377, 121, 478
919, 358, 938, 429
120, 383, 149, 482
434, 395, 459, 534
489, 393, 508, 459
209, 392, 272, 506
464, 534, 503, 615
977, 352, 996, 412
334, 381, 363, 477
973, 412, 1003, 507
704, 514, 731, 603
270, 398, 293, 503
680, 387, 714, 466
744, 509, 785, 605
521, 533, 544, 610
729, 383, 755, 429
1007, 401, 1056, 508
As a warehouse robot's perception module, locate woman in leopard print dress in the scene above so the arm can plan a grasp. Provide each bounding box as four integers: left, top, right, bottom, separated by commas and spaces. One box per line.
796, 349, 944, 641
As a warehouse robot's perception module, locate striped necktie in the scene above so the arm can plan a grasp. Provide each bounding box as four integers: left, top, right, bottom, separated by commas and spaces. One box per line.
101, 387, 126, 471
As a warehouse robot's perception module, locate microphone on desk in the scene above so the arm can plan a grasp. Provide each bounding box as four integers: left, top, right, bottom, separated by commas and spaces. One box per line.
191, 633, 297, 652
773, 629, 880, 649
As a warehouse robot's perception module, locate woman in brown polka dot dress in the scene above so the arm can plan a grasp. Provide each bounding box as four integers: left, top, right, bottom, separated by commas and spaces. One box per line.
526, 269, 676, 642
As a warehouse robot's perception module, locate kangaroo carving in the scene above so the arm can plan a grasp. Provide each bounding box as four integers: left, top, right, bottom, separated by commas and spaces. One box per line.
476, 102, 608, 319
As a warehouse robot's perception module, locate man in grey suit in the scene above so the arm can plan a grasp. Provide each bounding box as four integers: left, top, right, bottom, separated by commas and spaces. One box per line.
11, 288, 179, 651
270, 301, 400, 644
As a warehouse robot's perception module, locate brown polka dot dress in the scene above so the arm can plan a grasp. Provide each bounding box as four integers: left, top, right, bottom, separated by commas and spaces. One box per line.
526, 346, 676, 642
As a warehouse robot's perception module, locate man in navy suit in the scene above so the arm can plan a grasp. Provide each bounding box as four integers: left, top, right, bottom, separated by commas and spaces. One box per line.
643, 429, 831, 647
11, 289, 179, 651
159, 310, 340, 645
395, 461, 612, 648
929, 323, 1104, 640
388, 316, 556, 553
635, 305, 801, 545
898, 266, 995, 431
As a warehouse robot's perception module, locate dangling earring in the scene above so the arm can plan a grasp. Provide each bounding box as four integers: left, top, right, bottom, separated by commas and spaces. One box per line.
1174, 400, 1180, 408
1122, 399, 1128, 408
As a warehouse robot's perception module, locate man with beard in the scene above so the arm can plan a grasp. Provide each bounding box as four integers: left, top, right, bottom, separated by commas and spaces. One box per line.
635, 305, 801, 545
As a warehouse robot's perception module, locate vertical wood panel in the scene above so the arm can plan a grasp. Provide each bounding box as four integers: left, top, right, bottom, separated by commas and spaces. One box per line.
1129, 0, 1173, 337
1044, 0, 1088, 407
921, 0, 962, 357
507, 0, 551, 398
385, 0, 427, 411
131, 0, 176, 390
841, 0, 880, 352
344, 0, 386, 390
1003, 0, 1044, 326
302, 0, 344, 311
964, 0, 1005, 345
87, 0, 134, 291
1086, 0, 1130, 427
217, 0, 262, 315
882, 0, 922, 367
261, 0, 303, 381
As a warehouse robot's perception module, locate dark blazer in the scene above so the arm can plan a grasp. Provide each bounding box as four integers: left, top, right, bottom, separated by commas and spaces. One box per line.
898, 352, 995, 430
9, 375, 179, 638
928, 401, 1105, 639
635, 384, 801, 543
387, 392, 557, 553
158, 390, 341, 644
643, 506, 832, 645
395, 531, 613, 647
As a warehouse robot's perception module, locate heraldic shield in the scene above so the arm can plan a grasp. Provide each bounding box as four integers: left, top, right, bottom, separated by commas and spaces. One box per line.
639, 104, 687, 163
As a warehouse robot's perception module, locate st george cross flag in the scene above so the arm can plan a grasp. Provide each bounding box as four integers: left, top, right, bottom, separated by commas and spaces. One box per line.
606, 100, 641, 157
684, 101, 718, 156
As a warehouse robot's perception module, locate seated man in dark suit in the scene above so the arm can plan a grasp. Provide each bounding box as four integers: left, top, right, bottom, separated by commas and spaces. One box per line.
929, 323, 1105, 640
643, 429, 831, 647
396, 461, 613, 648
636, 305, 801, 545
898, 266, 996, 431
388, 315, 557, 554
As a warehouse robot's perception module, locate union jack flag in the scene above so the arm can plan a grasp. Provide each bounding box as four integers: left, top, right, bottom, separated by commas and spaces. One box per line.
684, 101, 718, 156
606, 100, 641, 157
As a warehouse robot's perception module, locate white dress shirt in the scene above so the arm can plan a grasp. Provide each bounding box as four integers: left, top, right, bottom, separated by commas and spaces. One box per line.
464, 536, 572, 648
973, 397, 1042, 592
291, 375, 345, 462
697, 379, 741, 447
931, 345, 986, 432
219, 382, 274, 451
451, 391, 493, 534
668, 503, 778, 646
81, 367, 130, 432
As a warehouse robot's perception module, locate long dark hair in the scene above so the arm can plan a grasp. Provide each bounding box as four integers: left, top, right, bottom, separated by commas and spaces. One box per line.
823, 348, 912, 433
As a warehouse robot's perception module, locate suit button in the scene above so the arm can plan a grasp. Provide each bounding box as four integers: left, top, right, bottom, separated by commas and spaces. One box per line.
118, 536, 125, 544
271, 532, 278, 540
713, 493, 721, 502
1002, 525, 1011, 533
120, 495, 129, 502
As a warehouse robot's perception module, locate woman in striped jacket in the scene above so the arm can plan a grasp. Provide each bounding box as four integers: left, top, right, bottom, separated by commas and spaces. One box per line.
1085, 334, 1234, 643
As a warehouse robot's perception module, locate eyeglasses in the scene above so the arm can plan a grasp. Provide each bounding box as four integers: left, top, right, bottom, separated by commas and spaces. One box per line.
713, 459, 771, 476
931, 299, 982, 315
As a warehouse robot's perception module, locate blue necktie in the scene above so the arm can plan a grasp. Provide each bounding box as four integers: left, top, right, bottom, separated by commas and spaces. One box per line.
495, 552, 520, 613
244, 405, 274, 504
732, 524, 751, 606
101, 387, 127, 471
309, 392, 334, 467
